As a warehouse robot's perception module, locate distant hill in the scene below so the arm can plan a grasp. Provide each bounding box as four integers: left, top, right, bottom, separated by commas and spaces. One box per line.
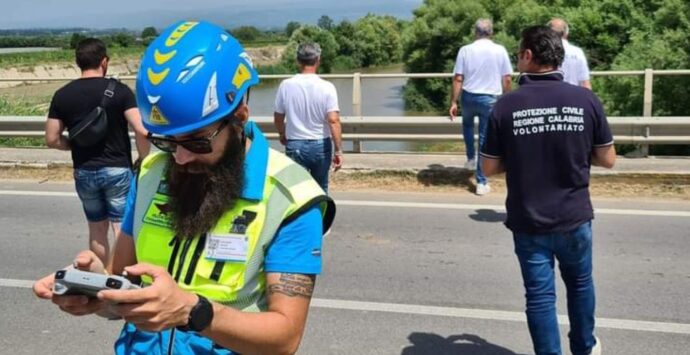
3, 0, 421, 31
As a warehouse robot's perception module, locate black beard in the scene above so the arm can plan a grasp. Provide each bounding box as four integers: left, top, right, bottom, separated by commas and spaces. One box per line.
166, 133, 245, 238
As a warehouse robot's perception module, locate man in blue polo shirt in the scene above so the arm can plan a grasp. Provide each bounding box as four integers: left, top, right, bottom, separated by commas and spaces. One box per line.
481, 26, 615, 355
33, 21, 335, 355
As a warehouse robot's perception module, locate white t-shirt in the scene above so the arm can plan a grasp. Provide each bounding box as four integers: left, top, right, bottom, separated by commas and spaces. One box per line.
561, 39, 590, 86
453, 38, 513, 96
274, 74, 340, 140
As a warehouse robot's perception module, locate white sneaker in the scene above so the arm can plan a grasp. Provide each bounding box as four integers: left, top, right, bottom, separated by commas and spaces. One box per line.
590, 336, 601, 355
464, 159, 477, 170
475, 183, 491, 196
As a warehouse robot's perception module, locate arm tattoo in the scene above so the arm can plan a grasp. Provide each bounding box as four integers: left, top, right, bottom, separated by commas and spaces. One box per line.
268, 273, 316, 298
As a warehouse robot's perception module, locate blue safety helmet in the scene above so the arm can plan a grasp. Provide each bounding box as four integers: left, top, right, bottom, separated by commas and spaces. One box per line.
136, 21, 259, 136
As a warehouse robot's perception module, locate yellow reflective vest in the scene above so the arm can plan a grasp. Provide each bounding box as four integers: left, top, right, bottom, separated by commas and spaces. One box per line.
132, 150, 335, 312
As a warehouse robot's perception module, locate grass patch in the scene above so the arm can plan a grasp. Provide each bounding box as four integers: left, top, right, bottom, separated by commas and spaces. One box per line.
0, 137, 45, 147
331, 169, 690, 200
415, 141, 464, 153
0, 95, 45, 115
0, 95, 47, 147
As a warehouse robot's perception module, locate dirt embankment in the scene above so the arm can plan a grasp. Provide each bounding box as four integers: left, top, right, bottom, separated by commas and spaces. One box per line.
0, 46, 285, 89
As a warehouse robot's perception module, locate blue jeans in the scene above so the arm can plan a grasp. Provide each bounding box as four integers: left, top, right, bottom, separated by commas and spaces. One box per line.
74, 167, 132, 222
461, 91, 496, 185
513, 221, 597, 355
286, 138, 332, 192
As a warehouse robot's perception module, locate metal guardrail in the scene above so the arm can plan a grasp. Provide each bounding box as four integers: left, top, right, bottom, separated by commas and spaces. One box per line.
2, 116, 690, 146
1, 69, 689, 152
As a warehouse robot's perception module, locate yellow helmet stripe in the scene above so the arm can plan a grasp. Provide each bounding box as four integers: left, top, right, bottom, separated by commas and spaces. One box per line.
154, 49, 177, 65
165, 22, 198, 47
147, 67, 170, 86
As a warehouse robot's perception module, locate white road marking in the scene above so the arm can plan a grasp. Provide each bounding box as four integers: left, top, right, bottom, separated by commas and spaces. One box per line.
0, 278, 34, 288
3, 277, 689, 335
0, 190, 76, 197
1, 190, 689, 217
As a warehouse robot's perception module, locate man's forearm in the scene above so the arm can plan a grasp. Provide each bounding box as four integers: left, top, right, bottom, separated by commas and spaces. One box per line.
451, 78, 463, 104
273, 116, 286, 136
134, 132, 150, 159
201, 304, 302, 355
329, 121, 343, 153
502, 76, 512, 93
47, 135, 71, 151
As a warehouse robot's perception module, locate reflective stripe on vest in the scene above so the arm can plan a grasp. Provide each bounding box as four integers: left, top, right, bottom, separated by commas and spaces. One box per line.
132, 150, 335, 311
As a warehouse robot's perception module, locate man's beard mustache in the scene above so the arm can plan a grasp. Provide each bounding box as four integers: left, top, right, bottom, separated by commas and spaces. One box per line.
166, 132, 245, 238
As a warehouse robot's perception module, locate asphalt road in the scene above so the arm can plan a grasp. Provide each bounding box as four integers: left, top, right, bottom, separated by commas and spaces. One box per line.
1, 181, 689, 354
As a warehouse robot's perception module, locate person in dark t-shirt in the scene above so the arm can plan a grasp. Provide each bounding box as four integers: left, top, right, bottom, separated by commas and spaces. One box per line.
480, 26, 615, 355
45, 38, 150, 264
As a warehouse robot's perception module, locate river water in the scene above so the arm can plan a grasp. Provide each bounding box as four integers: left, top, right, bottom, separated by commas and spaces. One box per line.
248, 65, 438, 151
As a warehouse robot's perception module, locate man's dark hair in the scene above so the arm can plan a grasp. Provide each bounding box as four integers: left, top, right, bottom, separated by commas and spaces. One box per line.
520, 25, 564, 68
75, 38, 108, 71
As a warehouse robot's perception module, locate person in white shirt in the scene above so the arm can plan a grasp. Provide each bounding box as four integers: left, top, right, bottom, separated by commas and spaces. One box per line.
449, 18, 512, 196
274, 42, 343, 192
548, 18, 592, 90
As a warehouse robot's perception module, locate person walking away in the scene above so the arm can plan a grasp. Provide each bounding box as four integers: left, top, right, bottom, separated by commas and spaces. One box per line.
449, 18, 512, 196
481, 25, 615, 355
548, 18, 592, 89
45, 38, 149, 264
274, 42, 343, 193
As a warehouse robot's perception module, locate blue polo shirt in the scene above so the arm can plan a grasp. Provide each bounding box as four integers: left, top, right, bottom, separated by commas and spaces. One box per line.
480, 72, 613, 234
120, 121, 323, 275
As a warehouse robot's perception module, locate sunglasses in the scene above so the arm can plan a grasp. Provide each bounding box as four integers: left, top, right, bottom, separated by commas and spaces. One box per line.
148, 119, 230, 154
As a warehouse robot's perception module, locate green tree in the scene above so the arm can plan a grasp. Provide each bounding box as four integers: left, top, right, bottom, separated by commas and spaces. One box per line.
285, 21, 301, 37
109, 32, 136, 48
317, 15, 334, 30
69, 33, 87, 49
350, 14, 403, 67
401, 0, 488, 111
332, 20, 361, 70
141, 26, 158, 39
230, 26, 262, 42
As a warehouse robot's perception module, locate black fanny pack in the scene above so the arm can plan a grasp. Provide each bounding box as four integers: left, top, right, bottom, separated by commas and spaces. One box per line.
67, 79, 117, 147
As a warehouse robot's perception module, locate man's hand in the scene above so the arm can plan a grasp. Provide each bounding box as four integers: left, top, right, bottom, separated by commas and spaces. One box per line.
279, 132, 287, 146
99, 263, 197, 332
449, 103, 458, 121
332, 152, 343, 172
33, 250, 106, 316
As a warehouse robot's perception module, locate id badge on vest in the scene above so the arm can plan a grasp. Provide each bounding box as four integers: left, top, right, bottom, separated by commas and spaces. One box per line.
205, 233, 249, 262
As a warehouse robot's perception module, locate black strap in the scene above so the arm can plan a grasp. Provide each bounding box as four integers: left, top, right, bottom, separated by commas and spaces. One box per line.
99, 78, 118, 108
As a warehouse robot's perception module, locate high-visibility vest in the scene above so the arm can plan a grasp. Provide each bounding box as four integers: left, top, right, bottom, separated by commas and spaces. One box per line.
132, 149, 335, 311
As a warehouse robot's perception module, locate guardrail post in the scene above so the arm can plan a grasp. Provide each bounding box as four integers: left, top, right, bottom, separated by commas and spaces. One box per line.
640, 68, 653, 157
352, 72, 362, 153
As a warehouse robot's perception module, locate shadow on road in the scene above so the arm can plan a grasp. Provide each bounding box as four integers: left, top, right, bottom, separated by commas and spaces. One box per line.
469, 209, 506, 223
417, 165, 474, 192
401, 333, 523, 355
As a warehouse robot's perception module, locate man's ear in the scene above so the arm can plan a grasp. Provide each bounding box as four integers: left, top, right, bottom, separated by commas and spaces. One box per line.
524, 49, 534, 63
234, 103, 249, 125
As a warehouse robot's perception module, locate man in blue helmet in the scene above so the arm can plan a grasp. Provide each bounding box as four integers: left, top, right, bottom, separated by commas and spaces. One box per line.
33, 21, 335, 355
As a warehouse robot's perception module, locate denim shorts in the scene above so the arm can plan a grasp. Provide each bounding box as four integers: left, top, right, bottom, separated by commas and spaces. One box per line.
73, 167, 132, 222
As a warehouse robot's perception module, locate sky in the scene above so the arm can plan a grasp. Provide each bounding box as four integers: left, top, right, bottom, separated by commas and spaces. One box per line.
4, 0, 423, 30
